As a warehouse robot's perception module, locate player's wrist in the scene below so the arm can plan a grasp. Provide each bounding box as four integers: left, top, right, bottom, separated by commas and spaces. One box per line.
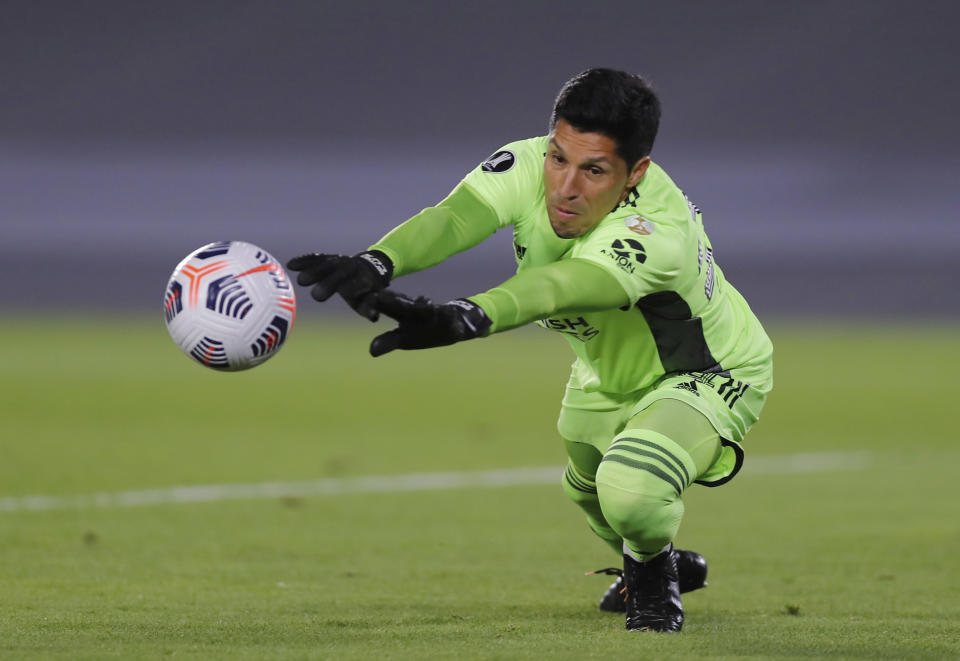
354, 250, 394, 286
448, 298, 492, 339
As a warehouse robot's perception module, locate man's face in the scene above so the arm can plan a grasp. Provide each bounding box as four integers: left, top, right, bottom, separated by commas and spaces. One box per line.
544, 119, 649, 239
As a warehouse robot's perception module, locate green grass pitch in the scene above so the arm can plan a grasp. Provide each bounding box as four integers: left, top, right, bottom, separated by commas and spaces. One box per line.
0, 317, 957, 660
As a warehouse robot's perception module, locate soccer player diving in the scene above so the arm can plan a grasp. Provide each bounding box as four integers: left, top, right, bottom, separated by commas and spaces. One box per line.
288, 68, 773, 632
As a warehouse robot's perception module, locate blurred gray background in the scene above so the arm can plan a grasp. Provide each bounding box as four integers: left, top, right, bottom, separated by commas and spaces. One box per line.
1, 0, 957, 317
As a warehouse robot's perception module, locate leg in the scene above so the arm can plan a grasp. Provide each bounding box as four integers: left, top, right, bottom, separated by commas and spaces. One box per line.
562, 441, 623, 554
557, 382, 635, 555
595, 398, 721, 631
559, 384, 712, 613
597, 398, 721, 559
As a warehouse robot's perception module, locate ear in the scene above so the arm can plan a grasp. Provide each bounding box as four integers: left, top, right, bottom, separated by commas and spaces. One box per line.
626, 156, 651, 189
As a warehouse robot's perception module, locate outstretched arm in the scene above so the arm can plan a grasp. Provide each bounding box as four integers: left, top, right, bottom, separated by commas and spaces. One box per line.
287, 182, 501, 319
468, 258, 629, 333
368, 258, 630, 356
369, 182, 502, 277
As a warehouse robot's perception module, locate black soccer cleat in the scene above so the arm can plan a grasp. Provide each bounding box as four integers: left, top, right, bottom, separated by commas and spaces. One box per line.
592, 548, 707, 613
622, 545, 684, 632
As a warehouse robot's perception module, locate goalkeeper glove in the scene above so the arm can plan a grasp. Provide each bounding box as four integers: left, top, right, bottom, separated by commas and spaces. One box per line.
368, 290, 492, 357
286, 250, 393, 321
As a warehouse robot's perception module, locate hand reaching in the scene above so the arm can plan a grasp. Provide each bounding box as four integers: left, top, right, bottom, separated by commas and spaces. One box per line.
367, 290, 492, 356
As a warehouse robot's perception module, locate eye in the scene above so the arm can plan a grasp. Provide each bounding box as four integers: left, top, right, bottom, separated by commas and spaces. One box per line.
588, 166, 604, 176
550, 153, 565, 165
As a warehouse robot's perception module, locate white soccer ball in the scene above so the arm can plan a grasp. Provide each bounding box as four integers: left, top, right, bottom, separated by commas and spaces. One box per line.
163, 241, 296, 371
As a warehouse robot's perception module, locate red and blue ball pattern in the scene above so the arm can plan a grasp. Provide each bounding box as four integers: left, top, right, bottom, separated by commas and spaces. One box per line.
163, 241, 296, 371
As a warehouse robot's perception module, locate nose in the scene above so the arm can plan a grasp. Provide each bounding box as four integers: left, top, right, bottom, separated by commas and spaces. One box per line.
558, 168, 580, 200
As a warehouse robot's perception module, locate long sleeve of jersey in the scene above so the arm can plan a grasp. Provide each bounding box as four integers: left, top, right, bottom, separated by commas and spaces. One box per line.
468, 259, 631, 334
367, 182, 501, 277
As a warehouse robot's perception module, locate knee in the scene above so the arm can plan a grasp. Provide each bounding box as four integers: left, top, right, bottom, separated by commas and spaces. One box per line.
595, 454, 685, 550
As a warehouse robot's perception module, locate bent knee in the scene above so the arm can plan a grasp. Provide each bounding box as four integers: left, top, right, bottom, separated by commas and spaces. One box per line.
595, 457, 684, 549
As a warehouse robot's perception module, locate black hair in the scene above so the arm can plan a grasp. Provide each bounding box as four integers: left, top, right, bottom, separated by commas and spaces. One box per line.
550, 68, 661, 168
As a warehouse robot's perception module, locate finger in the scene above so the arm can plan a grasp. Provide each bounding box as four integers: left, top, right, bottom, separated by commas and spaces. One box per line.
286, 253, 336, 272
371, 290, 423, 321
370, 329, 404, 357
295, 260, 343, 287
285, 254, 314, 271
310, 271, 351, 301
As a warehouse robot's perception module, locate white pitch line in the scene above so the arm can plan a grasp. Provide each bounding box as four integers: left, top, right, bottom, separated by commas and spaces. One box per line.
0, 451, 871, 513
741, 450, 873, 475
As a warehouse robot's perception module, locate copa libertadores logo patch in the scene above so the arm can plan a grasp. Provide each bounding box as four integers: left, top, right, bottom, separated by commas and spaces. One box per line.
481, 150, 515, 173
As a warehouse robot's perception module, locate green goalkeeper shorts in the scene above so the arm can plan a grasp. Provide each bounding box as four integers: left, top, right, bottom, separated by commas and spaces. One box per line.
557, 368, 769, 486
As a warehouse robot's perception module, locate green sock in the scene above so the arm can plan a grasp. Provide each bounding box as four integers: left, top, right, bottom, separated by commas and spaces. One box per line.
562, 461, 623, 554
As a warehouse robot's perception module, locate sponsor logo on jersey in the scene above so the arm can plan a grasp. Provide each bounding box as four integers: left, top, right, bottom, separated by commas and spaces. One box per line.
481, 150, 515, 173
624, 215, 655, 235
538, 316, 599, 342
600, 238, 646, 274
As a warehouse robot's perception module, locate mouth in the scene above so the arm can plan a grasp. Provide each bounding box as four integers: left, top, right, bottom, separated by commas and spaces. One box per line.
548, 205, 583, 238
552, 205, 579, 220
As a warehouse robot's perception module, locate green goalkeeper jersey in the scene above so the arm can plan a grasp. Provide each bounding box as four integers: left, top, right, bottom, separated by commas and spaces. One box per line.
370, 136, 773, 397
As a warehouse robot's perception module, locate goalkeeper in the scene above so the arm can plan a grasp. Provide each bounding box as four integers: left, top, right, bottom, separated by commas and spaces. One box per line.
289, 68, 773, 633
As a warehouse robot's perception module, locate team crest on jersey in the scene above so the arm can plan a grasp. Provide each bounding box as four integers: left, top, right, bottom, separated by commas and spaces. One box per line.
625, 215, 655, 235
481, 150, 515, 173
618, 187, 640, 209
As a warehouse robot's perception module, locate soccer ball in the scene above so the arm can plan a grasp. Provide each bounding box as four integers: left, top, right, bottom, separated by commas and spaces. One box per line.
163, 241, 296, 371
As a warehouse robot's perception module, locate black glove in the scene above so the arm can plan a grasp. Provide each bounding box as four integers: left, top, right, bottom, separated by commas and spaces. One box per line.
286, 250, 393, 321
368, 290, 492, 357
